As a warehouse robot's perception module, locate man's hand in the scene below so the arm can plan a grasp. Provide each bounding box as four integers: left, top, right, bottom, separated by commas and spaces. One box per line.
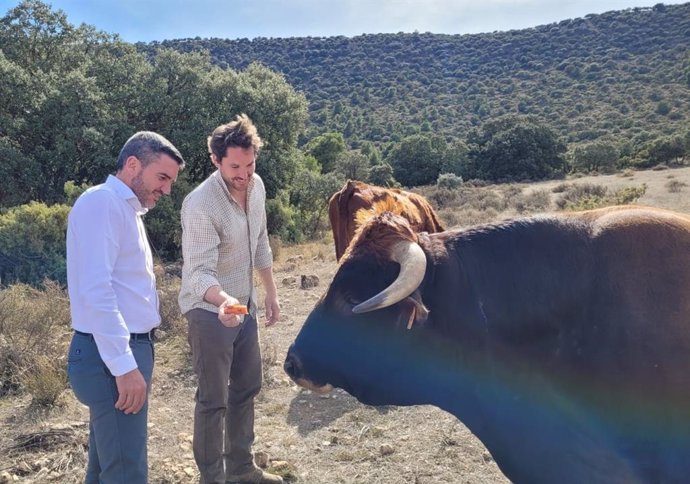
258, 267, 280, 327
115, 368, 147, 414
219, 296, 243, 327
265, 294, 281, 327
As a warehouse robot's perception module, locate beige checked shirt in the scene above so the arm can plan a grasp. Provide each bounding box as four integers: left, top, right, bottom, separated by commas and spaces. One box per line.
178, 170, 273, 315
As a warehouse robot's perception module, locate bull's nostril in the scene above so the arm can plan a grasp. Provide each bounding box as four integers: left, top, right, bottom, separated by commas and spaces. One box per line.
284, 353, 301, 379
283, 359, 294, 375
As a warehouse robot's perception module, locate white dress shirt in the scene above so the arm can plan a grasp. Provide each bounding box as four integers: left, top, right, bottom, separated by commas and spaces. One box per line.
67, 175, 160, 376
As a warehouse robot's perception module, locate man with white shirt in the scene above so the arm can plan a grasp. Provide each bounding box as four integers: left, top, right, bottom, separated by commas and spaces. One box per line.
66, 131, 184, 484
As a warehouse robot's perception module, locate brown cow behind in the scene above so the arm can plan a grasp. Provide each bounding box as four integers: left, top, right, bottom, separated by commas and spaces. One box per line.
328, 180, 444, 261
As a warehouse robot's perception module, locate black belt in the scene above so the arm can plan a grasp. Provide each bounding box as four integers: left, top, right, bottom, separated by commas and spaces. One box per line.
74, 329, 156, 341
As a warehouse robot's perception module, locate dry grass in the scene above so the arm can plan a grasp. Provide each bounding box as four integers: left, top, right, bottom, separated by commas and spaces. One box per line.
665, 179, 688, 193
20, 356, 68, 407
8, 426, 82, 454
0, 281, 71, 403
2, 165, 690, 483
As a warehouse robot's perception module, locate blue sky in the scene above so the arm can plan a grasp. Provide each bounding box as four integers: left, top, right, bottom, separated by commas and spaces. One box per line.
0, 0, 686, 42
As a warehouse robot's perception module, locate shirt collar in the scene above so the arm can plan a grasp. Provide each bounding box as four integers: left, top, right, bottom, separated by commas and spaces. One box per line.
106, 175, 148, 215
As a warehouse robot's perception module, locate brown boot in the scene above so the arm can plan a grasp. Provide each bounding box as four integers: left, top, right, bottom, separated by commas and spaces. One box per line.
226, 466, 284, 484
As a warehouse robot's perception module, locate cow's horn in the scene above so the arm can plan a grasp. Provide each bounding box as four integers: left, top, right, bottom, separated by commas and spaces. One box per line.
352, 241, 426, 313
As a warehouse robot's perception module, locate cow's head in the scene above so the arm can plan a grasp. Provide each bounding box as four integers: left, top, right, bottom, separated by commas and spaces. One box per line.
284, 211, 437, 406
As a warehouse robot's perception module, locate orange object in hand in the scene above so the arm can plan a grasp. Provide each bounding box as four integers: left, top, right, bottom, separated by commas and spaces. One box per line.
223, 304, 248, 315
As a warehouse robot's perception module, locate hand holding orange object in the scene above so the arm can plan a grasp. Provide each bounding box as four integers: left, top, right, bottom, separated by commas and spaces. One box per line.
223, 304, 248, 315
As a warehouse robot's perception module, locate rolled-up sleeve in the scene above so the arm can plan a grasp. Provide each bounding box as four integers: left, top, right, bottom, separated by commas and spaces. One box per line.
254, 207, 273, 270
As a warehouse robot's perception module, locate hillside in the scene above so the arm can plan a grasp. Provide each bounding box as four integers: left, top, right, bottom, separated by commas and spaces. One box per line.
145, 3, 690, 148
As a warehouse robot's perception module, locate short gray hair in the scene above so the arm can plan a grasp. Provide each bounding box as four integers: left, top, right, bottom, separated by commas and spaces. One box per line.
116, 131, 185, 171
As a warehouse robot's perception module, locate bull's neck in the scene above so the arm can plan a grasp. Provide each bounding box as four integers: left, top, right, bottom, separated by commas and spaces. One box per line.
397, 331, 562, 483
386, 326, 489, 427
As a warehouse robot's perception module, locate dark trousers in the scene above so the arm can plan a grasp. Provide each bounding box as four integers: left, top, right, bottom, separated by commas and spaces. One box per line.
67, 332, 154, 484
185, 308, 263, 484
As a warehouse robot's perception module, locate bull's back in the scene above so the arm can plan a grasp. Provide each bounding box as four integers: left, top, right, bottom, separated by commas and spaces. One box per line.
582, 205, 690, 335
568, 206, 690, 391
454, 205, 690, 388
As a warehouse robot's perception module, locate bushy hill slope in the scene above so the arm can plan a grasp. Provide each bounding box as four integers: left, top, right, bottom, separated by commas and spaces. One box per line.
145, 3, 689, 147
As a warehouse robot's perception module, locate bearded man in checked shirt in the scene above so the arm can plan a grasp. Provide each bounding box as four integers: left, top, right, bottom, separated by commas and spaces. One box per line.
178, 114, 283, 484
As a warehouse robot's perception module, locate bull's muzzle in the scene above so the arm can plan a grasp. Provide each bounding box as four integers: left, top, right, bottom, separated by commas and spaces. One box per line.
284, 345, 334, 394
283, 346, 303, 380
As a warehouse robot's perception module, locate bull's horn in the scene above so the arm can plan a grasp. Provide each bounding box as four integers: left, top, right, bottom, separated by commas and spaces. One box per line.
352, 241, 426, 313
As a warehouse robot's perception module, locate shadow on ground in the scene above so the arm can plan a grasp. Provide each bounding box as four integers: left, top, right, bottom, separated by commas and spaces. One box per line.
286, 388, 394, 435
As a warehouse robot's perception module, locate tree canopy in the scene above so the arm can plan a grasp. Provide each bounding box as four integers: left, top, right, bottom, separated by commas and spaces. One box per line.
0, 1, 310, 206
465, 116, 567, 181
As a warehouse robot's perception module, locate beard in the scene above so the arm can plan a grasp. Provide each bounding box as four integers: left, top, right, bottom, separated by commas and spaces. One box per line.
229, 177, 249, 191
131, 172, 156, 208
221, 172, 250, 195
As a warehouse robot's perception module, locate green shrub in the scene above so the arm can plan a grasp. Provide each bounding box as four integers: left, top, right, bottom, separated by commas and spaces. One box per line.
266, 192, 300, 243
0, 202, 70, 286
570, 141, 619, 173
555, 183, 608, 209
368, 162, 399, 188
64, 181, 90, 205
289, 171, 344, 241
559, 184, 647, 211
425, 187, 458, 209
437, 173, 464, 189
145, 178, 194, 262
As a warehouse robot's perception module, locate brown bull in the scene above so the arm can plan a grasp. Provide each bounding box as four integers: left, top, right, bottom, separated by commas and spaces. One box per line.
285, 204, 690, 484
328, 180, 444, 261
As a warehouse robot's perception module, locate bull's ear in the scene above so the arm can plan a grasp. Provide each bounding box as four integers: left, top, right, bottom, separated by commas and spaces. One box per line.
402, 290, 429, 329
